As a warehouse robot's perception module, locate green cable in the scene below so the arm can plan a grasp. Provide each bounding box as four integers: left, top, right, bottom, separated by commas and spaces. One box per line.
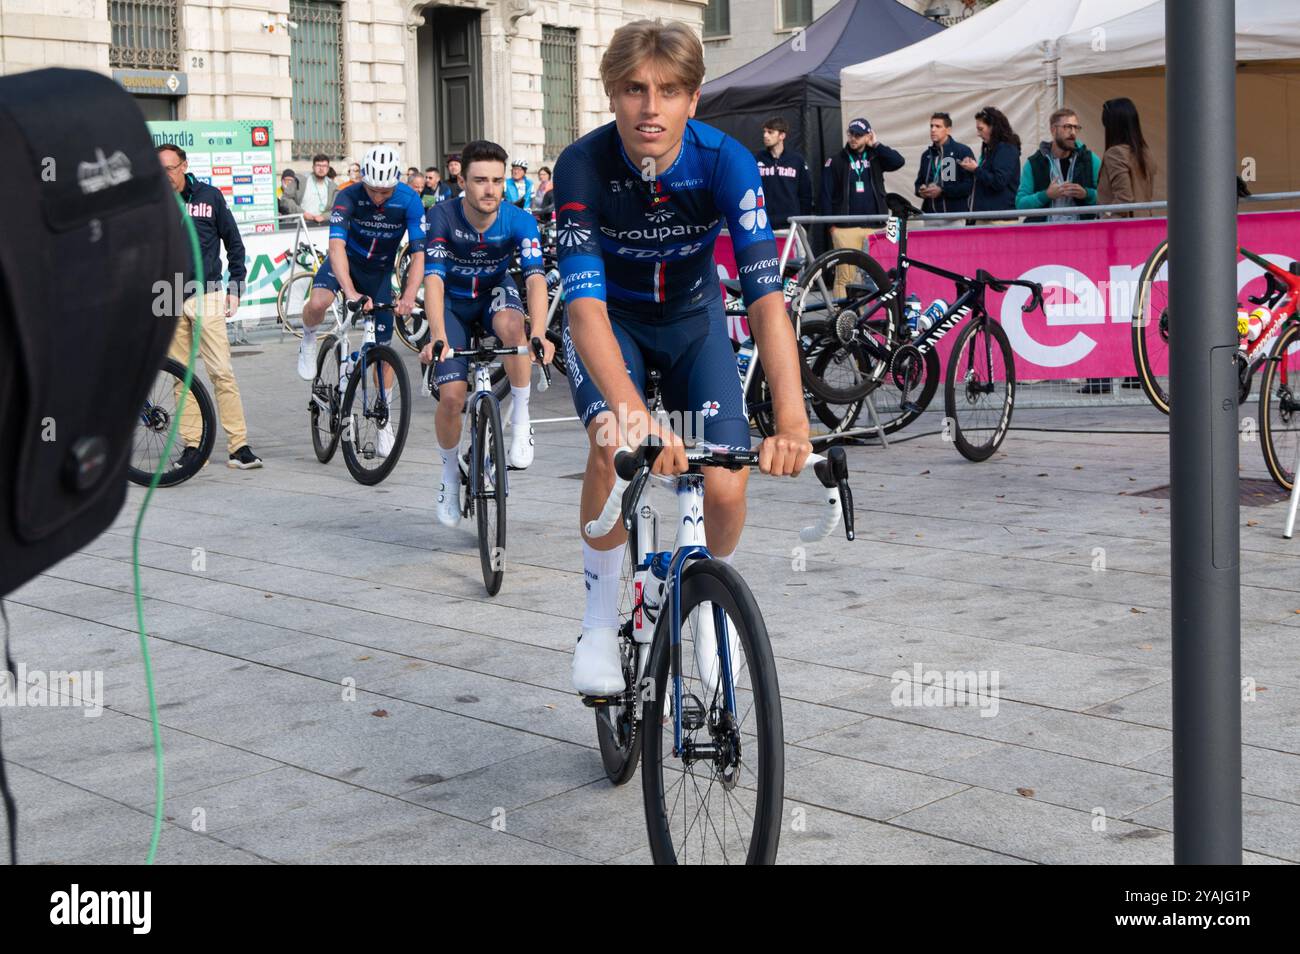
132, 192, 204, 864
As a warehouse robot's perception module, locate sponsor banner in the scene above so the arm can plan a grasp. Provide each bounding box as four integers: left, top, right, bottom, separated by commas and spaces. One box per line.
713, 233, 801, 342
715, 212, 1300, 375
147, 120, 278, 227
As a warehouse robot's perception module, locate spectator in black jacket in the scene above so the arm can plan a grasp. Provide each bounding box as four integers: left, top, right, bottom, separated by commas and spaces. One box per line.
157, 144, 262, 470
754, 117, 812, 231
819, 117, 904, 297
960, 105, 1022, 223
915, 112, 974, 217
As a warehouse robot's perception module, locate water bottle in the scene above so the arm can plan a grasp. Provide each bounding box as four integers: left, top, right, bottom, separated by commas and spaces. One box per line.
633, 554, 669, 643
735, 340, 754, 380
918, 298, 948, 334
1246, 306, 1270, 342
904, 294, 923, 334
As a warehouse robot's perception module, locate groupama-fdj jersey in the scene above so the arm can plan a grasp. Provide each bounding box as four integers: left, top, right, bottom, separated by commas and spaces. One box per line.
423, 198, 546, 386
328, 181, 426, 271
314, 181, 426, 343
422, 198, 545, 299
553, 119, 781, 449
553, 119, 781, 317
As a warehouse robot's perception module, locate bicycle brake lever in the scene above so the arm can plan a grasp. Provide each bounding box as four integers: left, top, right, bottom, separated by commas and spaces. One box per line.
839, 479, 855, 541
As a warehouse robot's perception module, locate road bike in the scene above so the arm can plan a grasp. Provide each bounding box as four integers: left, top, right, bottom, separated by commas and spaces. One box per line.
307, 298, 413, 485
584, 441, 854, 863
424, 335, 551, 595
791, 194, 1044, 461
128, 356, 217, 487
276, 238, 335, 339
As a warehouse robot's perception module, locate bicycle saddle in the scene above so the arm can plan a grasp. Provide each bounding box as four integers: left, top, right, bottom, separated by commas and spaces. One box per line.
886, 193, 922, 219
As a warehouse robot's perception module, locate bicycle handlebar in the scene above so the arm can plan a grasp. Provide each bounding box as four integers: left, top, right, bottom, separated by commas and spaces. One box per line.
426, 337, 553, 393
585, 443, 855, 543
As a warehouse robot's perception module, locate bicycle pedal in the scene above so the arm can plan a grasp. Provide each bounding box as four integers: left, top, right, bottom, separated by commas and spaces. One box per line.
680, 693, 707, 731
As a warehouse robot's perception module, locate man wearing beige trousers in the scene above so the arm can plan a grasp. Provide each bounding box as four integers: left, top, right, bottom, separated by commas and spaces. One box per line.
157, 144, 262, 471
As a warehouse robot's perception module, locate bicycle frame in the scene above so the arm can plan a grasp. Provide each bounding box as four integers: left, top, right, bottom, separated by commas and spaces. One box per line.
464, 354, 509, 513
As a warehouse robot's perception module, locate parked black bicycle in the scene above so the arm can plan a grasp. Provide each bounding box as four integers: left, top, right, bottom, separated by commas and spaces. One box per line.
791, 194, 1044, 460
129, 356, 217, 486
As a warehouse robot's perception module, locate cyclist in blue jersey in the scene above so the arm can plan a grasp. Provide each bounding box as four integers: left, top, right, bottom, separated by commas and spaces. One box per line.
296, 146, 426, 456
419, 140, 555, 527
556, 19, 811, 697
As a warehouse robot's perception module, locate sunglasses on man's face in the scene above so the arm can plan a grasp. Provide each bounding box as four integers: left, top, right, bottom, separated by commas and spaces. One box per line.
1056, 123, 1083, 132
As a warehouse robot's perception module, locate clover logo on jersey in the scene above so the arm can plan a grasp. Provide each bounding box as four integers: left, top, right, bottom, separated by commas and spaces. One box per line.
700, 400, 720, 418
737, 188, 768, 232
520, 237, 542, 259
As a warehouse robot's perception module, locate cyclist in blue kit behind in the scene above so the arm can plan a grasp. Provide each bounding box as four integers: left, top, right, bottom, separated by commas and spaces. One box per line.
295, 146, 426, 457
556, 18, 812, 697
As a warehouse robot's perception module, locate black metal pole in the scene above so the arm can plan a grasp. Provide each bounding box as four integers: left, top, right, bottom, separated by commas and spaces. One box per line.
1167, 0, 1241, 864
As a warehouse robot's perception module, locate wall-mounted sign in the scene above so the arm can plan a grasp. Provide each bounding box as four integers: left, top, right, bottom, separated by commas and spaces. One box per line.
112, 69, 188, 97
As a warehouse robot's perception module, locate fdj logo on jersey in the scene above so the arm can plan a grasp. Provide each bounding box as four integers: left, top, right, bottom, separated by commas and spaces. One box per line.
615, 243, 704, 260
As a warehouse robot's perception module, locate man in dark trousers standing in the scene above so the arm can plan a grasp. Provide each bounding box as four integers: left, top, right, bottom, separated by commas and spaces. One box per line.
157, 144, 262, 471
914, 112, 974, 216
819, 117, 904, 298
754, 117, 811, 232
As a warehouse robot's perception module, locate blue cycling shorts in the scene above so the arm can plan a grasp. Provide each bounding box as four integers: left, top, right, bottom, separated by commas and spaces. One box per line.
313, 257, 395, 344
562, 296, 749, 450
434, 275, 525, 386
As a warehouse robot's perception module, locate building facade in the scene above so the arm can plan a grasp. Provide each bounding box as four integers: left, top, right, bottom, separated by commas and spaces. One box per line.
0, 0, 706, 175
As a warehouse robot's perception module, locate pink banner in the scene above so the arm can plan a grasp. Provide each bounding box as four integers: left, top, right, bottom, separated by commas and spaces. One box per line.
714, 211, 1300, 378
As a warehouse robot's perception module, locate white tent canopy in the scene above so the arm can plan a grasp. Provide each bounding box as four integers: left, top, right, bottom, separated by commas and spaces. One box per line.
840, 0, 1300, 203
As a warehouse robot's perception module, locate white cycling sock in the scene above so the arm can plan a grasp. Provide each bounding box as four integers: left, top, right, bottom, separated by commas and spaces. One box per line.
438, 441, 460, 488
510, 385, 530, 429
301, 323, 317, 343
715, 550, 734, 565
582, 540, 626, 630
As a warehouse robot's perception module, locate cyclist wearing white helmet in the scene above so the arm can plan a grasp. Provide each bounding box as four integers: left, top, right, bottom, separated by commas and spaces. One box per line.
296, 146, 426, 456
505, 157, 533, 209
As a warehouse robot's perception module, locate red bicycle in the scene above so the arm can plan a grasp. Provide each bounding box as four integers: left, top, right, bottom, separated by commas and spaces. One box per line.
1132, 239, 1300, 489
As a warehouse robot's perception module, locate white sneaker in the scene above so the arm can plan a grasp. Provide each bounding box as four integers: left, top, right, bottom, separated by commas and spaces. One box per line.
436, 481, 461, 527
376, 422, 395, 458
297, 335, 318, 381
691, 602, 737, 698
508, 424, 535, 469
572, 626, 624, 696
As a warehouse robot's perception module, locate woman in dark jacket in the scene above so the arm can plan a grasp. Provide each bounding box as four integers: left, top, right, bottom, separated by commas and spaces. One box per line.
961, 106, 1021, 222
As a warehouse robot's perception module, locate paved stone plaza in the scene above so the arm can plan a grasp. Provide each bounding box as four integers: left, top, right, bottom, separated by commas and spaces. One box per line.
3, 338, 1297, 864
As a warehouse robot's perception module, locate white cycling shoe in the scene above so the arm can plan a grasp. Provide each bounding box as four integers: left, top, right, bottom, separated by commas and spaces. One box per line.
436, 481, 461, 528
296, 334, 318, 381
508, 425, 534, 469
376, 422, 395, 458
691, 603, 737, 698
572, 626, 625, 697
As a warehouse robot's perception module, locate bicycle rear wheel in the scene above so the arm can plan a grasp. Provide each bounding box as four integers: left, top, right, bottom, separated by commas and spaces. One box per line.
474, 396, 508, 595
1260, 321, 1300, 491
277, 271, 314, 339
595, 541, 645, 785
129, 357, 217, 486
309, 333, 341, 463
791, 246, 895, 404
944, 316, 1016, 462
1131, 240, 1171, 414
340, 344, 410, 484
641, 559, 783, 865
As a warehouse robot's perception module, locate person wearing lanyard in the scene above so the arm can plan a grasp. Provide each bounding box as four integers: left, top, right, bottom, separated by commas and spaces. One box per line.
819, 117, 904, 298
914, 112, 974, 218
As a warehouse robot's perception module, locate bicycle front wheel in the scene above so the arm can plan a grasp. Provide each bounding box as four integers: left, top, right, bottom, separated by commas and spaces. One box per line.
339, 344, 411, 484
129, 357, 217, 487
1131, 239, 1171, 414
1260, 320, 1300, 491
944, 317, 1016, 462
277, 271, 314, 339
641, 559, 783, 864
474, 396, 508, 595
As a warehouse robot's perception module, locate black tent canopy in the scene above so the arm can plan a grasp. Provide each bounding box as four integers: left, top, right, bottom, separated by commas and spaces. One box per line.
696, 0, 943, 201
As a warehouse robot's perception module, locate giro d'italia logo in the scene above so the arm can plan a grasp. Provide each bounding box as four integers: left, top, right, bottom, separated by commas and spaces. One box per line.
700, 400, 720, 418
737, 188, 768, 232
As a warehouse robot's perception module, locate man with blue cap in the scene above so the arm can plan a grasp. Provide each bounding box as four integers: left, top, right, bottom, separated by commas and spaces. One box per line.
818, 117, 903, 297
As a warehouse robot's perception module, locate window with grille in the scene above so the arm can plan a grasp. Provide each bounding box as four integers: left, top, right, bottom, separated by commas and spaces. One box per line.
289, 0, 346, 160
780, 0, 813, 30
541, 26, 578, 158
109, 0, 180, 71
704, 0, 731, 38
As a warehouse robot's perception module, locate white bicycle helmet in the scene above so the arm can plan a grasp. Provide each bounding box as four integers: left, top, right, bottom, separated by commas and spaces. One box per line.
362, 146, 402, 189
511, 158, 528, 170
